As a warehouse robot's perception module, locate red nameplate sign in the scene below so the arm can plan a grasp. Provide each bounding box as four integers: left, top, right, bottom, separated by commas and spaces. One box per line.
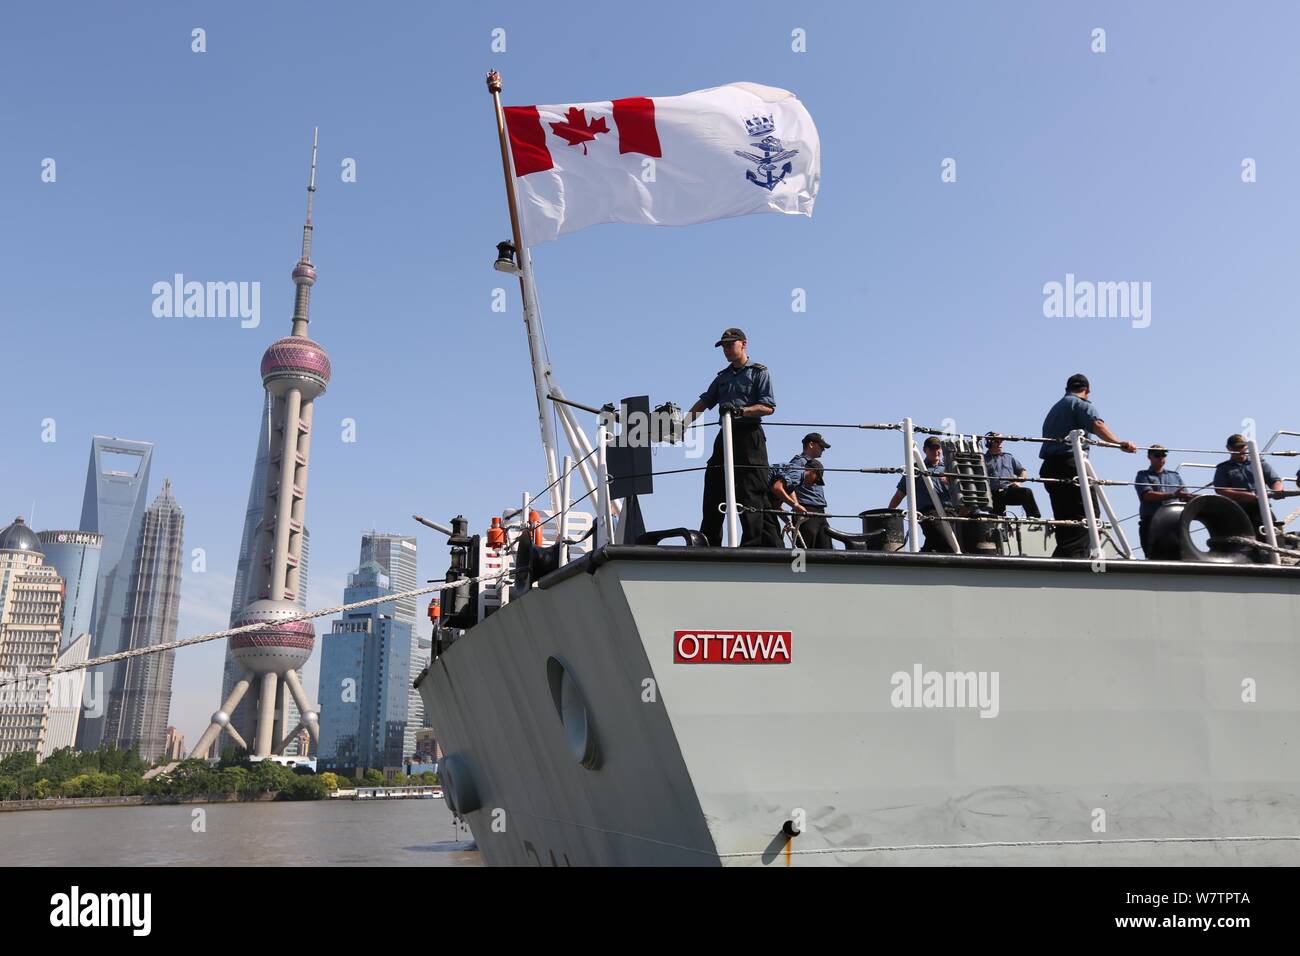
673, 631, 792, 664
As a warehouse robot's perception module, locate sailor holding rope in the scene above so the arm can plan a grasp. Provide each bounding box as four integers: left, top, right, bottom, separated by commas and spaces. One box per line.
770, 458, 832, 549
1038, 373, 1136, 558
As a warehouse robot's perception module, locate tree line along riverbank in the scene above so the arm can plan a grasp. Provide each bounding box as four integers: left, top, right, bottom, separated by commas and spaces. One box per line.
0, 747, 438, 809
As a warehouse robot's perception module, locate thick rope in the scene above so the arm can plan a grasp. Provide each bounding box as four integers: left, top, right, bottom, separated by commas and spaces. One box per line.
1210, 536, 1300, 561
0, 571, 510, 690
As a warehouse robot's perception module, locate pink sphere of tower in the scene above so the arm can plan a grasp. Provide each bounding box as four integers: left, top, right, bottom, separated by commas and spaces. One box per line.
261, 336, 331, 398
230, 599, 315, 674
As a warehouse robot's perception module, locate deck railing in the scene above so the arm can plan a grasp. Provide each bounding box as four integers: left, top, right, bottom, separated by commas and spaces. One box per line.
529, 397, 1300, 563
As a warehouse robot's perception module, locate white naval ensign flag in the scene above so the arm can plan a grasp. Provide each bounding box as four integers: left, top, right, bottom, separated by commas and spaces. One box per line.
504, 81, 820, 244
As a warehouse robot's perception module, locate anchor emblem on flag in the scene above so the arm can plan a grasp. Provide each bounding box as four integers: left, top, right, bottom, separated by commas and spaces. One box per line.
734, 115, 800, 191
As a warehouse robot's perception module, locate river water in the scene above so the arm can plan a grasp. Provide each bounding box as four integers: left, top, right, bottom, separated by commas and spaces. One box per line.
0, 797, 481, 866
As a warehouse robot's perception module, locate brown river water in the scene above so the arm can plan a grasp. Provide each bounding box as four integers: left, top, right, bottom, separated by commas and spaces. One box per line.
0, 797, 481, 866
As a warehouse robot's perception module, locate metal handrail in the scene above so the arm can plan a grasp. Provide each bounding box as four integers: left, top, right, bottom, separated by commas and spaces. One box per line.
538, 410, 1300, 559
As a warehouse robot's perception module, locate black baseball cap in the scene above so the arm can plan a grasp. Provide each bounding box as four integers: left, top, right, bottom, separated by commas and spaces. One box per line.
805, 458, 825, 484
1066, 373, 1090, 392
923, 436, 943, 450
714, 327, 747, 346
802, 432, 831, 449
1226, 434, 1248, 450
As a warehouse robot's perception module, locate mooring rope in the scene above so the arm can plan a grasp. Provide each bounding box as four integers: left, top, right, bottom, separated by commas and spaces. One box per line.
0, 571, 511, 690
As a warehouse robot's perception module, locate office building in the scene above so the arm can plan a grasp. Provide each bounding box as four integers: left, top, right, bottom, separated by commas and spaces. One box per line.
360, 532, 423, 758
105, 480, 184, 761
76, 437, 153, 750
316, 561, 411, 772
0, 518, 63, 758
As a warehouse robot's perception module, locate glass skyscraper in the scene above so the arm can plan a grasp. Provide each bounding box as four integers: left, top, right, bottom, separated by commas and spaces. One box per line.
359, 532, 423, 760
105, 480, 184, 762
76, 436, 153, 751
37, 530, 103, 757
37, 531, 102, 654
316, 561, 411, 772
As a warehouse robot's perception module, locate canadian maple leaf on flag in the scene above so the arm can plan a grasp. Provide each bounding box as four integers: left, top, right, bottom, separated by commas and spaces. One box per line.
549, 107, 609, 154
504, 81, 820, 245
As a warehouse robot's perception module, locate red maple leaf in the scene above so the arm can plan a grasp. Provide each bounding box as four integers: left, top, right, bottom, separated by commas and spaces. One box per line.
549, 107, 609, 154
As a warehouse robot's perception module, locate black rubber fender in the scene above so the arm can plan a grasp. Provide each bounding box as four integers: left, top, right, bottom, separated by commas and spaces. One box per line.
1147, 495, 1258, 563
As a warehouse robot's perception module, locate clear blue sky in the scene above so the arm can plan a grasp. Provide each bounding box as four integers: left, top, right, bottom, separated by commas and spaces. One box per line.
3, 1, 1298, 747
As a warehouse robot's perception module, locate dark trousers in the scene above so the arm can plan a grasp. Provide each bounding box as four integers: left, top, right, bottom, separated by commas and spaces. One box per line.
701, 425, 780, 547
1040, 455, 1096, 558
791, 507, 832, 549
992, 486, 1041, 519
1138, 519, 1152, 556
919, 509, 954, 553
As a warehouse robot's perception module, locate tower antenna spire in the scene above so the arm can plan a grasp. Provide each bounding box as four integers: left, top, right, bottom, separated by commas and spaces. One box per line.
290, 128, 319, 337
305, 126, 318, 231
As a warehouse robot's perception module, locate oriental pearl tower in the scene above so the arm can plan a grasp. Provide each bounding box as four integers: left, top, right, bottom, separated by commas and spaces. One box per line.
192, 131, 330, 760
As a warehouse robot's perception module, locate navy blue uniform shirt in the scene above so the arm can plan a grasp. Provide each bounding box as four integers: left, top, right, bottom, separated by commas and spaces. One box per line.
1134, 468, 1186, 521
699, 361, 775, 420
1040, 394, 1102, 458
1213, 457, 1280, 493
896, 461, 951, 512
984, 451, 1026, 492
770, 454, 827, 508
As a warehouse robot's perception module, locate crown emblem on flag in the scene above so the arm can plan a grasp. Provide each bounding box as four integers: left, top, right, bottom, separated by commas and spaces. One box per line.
744, 114, 775, 137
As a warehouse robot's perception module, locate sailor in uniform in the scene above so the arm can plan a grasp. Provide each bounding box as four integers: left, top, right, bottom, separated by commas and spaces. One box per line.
888, 436, 954, 552
770, 458, 832, 549
685, 328, 780, 547
1038, 373, 1136, 558
984, 432, 1041, 519
1133, 444, 1191, 554
764, 432, 832, 545
1213, 433, 1283, 537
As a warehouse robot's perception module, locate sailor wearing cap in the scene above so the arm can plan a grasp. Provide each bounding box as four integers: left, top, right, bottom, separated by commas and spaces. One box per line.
887, 436, 954, 552
984, 432, 1041, 520
763, 432, 833, 544
684, 328, 780, 547
1214, 433, 1282, 537
1038, 373, 1136, 558
1133, 444, 1191, 555
770, 458, 832, 549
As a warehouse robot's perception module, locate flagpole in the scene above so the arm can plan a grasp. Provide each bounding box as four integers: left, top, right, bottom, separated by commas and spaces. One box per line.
487, 69, 561, 508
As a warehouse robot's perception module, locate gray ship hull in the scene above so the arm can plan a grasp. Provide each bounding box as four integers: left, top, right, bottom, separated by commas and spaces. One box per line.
419, 546, 1300, 865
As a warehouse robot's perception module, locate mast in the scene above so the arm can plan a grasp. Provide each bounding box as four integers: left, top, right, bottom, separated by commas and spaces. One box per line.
486, 71, 562, 509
